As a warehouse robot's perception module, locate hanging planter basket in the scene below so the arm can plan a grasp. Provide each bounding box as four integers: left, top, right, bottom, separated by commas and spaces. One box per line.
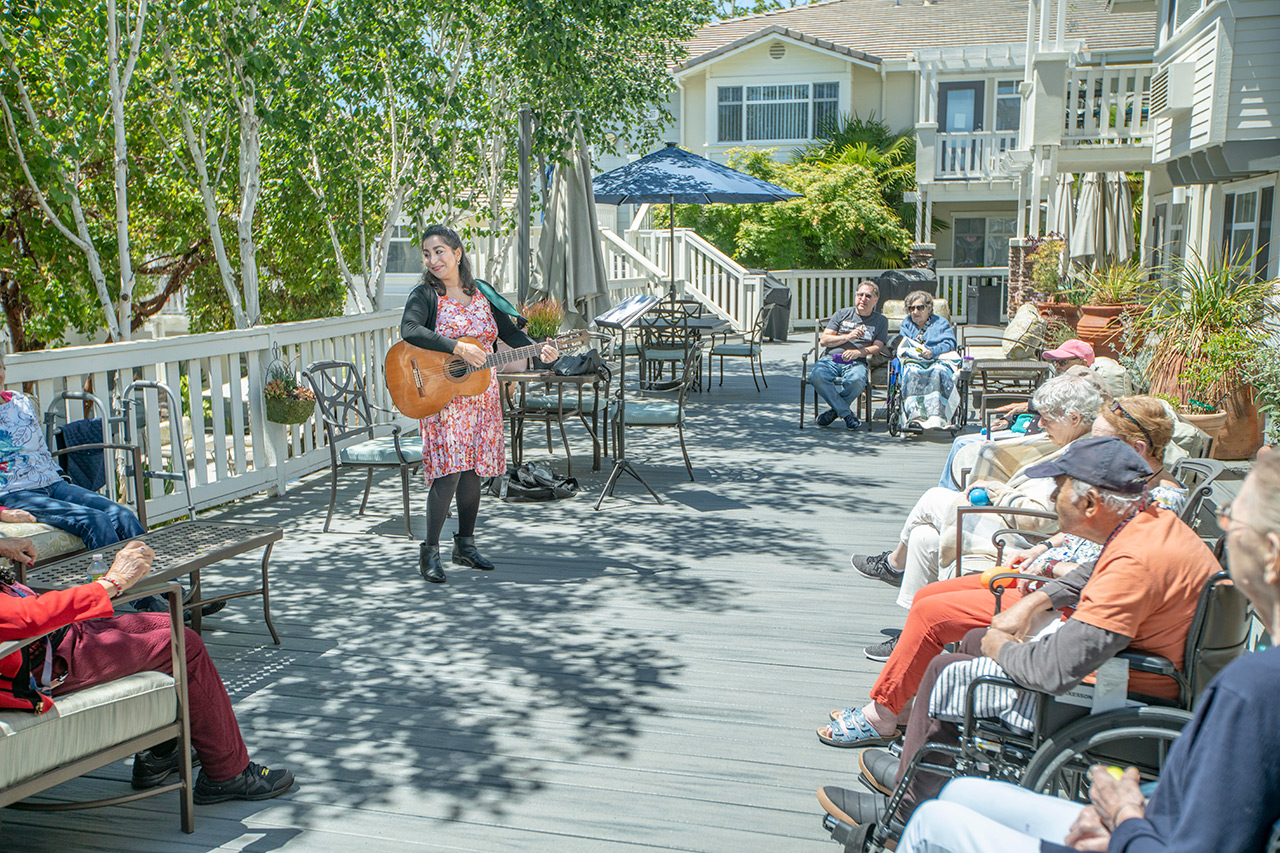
266, 396, 316, 425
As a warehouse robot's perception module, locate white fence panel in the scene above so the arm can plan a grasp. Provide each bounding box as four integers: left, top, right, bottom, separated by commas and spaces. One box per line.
6, 312, 408, 523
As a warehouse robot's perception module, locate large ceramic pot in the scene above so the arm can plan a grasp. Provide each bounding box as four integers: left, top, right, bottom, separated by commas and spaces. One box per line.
1211, 385, 1264, 460
1182, 409, 1228, 451
1035, 301, 1081, 333
1076, 304, 1126, 359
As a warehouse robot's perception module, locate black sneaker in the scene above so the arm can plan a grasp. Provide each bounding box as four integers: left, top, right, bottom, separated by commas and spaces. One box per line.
864, 635, 899, 662
193, 761, 295, 804
844, 413, 863, 430
131, 744, 200, 790
850, 550, 903, 586
817, 409, 839, 427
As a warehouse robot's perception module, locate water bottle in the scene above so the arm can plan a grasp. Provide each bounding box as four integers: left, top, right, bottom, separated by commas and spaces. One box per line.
968, 487, 990, 506
88, 553, 106, 583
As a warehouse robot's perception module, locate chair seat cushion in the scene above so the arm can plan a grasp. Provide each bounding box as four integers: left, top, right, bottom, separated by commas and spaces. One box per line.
521, 393, 601, 413
0, 522, 83, 563
338, 436, 424, 465
0, 671, 176, 789
644, 349, 692, 361
620, 402, 680, 425
711, 343, 758, 356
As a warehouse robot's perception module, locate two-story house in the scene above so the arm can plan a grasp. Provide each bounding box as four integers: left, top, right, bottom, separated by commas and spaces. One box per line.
665, 0, 1158, 282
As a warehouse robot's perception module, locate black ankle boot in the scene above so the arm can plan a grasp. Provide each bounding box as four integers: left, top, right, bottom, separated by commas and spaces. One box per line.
419, 543, 446, 583
452, 534, 495, 570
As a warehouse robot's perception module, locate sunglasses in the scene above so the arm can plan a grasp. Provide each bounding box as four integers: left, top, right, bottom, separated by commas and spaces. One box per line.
1110, 401, 1156, 450
908, 304, 930, 311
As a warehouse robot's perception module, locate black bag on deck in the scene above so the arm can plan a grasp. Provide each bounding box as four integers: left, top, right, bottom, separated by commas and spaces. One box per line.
485, 462, 579, 501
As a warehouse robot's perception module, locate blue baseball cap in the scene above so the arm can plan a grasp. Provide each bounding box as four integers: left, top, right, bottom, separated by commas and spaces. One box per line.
1025, 436, 1152, 495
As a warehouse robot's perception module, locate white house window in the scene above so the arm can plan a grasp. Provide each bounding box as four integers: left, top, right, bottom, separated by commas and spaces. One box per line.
1170, 0, 1203, 32
384, 225, 423, 275
717, 82, 839, 143
718, 86, 743, 142
954, 216, 1016, 267
1223, 187, 1275, 278
995, 80, 1021, 132
813, 82, 839, 137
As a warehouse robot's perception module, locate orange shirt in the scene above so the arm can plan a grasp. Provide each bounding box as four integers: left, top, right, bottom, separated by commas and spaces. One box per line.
1072, 506, 1218, 701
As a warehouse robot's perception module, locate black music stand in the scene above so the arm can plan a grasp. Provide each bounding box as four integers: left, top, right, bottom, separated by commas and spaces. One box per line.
594, 294, 662, 509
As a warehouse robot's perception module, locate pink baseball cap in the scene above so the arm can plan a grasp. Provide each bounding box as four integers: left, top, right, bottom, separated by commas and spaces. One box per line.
1041, 339, 1095, 365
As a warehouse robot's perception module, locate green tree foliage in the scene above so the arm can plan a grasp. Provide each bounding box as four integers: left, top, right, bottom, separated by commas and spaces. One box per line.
662, 135, 916, 270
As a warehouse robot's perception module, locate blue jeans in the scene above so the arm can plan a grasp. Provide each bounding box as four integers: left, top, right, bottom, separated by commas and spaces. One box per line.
3, 480, 146, 549
810, 356, 869, 417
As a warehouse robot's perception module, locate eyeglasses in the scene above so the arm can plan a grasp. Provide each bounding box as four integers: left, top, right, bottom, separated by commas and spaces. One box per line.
1110, 401, 1156, 451
855, 292, 876, 300
908, 304, 930, 311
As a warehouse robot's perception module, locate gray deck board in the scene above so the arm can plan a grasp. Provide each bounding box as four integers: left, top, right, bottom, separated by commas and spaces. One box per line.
2, 339, 962, 851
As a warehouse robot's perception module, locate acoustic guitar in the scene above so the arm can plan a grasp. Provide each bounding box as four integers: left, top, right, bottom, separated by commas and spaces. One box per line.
385, 330, 591, 419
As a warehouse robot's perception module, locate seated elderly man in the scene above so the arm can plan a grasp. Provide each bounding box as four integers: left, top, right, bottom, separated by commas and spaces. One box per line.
817, 437, 1219, 836
0, 536, 294, 803
810, 280, 888, 431
890, 450, 1280, 853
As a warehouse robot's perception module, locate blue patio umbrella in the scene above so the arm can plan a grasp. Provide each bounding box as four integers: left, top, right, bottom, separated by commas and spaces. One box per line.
592, 143, 801, 295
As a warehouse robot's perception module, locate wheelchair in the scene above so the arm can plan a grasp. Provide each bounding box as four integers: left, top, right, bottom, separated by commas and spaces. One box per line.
825, 563, 1251, 852
884, 355, 971, 439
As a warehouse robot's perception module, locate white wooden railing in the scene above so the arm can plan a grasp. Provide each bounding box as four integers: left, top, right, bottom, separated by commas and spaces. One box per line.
1063, 64, 1155, 145
936, 132, 1021, 180
598, 228, 669, 302
774, 266, 1010, 326
5, 312, 409, 524
625, 228, 762, 331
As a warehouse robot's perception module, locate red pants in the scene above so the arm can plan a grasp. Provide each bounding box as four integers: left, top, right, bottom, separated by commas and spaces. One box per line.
52, 613, 249, 782
869, 575, 1024, 715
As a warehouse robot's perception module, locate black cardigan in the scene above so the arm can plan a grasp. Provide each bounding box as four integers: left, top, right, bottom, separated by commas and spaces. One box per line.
400, 283, 535, 355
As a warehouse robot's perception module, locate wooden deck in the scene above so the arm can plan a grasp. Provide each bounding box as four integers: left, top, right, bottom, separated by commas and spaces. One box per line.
3, 340, 962, 852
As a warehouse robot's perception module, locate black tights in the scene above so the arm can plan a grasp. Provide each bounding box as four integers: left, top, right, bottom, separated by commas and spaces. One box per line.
425, 470, 481, 546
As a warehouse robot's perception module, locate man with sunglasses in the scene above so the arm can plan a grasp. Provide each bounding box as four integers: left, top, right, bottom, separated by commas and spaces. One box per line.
811, 281, 888, 430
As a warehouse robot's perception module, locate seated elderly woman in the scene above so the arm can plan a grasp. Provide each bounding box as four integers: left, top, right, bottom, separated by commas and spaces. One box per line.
891, 451, 1280, 853
819, 396, 1182, 750
895, 290, 959, 432
0, 536, 294, 803
850, 372, 1104, 609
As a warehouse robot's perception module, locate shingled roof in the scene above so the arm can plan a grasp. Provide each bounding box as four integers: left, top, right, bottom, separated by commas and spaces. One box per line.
681, 0, 1158, 68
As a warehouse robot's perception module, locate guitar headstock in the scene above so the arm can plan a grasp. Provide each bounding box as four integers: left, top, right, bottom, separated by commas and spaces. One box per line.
553, 330, 593, 351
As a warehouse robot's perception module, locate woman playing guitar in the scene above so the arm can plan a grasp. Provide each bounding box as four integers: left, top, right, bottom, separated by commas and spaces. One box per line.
400, 225, 557, 584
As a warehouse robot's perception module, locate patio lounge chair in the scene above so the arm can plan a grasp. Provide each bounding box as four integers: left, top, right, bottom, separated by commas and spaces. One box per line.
0, 583, 194, 832
303, 360, 424, 538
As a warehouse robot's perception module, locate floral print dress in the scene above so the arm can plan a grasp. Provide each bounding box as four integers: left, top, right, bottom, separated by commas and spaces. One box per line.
419, 293, 505, 484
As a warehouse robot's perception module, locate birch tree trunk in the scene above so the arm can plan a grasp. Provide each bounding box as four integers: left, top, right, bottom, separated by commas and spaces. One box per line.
107, 0, 148, 340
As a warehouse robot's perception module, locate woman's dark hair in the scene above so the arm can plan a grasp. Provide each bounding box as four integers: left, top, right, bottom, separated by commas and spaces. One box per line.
419, 224, 476, 296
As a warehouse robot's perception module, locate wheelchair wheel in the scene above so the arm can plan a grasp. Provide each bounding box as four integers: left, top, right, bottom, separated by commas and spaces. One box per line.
887, 394, 902, 436
1020, 706, 1191, 800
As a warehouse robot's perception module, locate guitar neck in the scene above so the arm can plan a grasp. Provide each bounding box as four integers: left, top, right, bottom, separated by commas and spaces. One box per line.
478, 340, 545, 372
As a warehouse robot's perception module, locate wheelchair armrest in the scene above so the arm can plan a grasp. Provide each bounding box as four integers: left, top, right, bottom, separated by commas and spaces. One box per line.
1117, 651, 1177, 677
992, 527, 1053, 564
955, 505, 1058, 573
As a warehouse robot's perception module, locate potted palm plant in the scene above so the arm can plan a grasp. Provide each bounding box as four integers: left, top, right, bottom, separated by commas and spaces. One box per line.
1131, 251, 1276, 459
1076, 260, 1150, 359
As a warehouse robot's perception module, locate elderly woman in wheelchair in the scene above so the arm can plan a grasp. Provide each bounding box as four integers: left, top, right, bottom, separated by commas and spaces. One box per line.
888, 290, 962, 435
817, 437, 1257, 852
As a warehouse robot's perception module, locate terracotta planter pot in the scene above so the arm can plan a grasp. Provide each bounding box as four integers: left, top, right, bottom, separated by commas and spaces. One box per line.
1076, 304, 1126, 359
1211, 385, 1264, 460
1035, 301, 1081, 334
1182, 410, 1228, 448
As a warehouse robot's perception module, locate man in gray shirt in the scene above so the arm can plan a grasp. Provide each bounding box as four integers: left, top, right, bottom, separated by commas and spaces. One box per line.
811, 280, 888, 430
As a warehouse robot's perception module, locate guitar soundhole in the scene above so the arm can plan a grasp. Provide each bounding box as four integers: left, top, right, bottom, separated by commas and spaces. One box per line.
445, 358, 469, 382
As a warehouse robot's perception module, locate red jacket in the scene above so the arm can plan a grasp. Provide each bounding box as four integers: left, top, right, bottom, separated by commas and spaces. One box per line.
0, 581, 113, 712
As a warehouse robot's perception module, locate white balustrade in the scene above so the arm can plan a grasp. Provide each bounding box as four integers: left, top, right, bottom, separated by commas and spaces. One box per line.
5, 311, 408, 523
935, 131, 1021, 180
1063, 64, 1154, 145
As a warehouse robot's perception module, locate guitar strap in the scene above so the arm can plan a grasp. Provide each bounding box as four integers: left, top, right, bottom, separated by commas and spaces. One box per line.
475, 280, 526, 328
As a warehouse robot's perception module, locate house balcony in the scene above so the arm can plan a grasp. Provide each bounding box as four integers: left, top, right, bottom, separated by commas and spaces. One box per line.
934, 131, 1022, 181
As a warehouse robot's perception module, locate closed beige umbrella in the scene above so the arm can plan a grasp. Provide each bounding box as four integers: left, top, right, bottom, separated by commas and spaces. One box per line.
1050, 173, 1075, 245
533, 122, 610, 329
1069, 173, 1102, 269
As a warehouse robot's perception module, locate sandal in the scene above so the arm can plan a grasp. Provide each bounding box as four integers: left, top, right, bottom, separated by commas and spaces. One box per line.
817, 707, 898, 748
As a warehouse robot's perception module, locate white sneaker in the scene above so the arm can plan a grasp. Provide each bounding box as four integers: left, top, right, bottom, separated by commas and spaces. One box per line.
925, 416, 948, 430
